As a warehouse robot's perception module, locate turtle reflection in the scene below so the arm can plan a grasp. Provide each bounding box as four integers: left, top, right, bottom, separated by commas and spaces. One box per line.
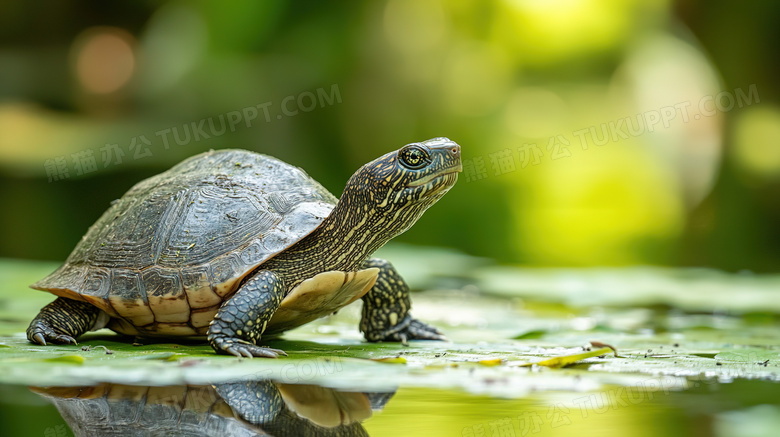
32, 380, 394, 436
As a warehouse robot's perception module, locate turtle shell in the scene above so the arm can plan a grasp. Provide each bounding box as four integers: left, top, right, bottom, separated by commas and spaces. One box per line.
32, 149, 337, 336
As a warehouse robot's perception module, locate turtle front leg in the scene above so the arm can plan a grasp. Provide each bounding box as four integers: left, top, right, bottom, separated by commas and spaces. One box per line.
27, 297, 101, 346
360, 258, 446, 343
208, 270, 288, 358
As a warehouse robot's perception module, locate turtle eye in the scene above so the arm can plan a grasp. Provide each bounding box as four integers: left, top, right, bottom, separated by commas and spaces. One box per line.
398, 145, 430, 170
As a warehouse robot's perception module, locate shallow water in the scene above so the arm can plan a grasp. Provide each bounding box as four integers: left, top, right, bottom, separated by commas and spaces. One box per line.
2, 378, 779, 437
2, 254, 780, 436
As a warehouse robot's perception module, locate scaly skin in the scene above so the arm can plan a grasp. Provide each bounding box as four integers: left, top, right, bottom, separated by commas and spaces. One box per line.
360, 258, 445, 343
208, 271, 287, 358
27, 297, 100, 345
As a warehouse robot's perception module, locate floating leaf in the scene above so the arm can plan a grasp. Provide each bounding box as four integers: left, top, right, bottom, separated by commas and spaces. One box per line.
43, 355, 85, 365
515, 347, 615, 368
0, 257, 778, 394
370, 356, 407, 364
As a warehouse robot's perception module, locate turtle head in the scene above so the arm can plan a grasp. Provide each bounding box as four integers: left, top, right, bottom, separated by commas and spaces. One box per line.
341, 137, 462, 237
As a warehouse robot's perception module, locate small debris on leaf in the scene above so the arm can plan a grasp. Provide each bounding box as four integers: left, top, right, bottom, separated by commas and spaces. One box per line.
590, 341, 620, 358
80, 345, 113, 354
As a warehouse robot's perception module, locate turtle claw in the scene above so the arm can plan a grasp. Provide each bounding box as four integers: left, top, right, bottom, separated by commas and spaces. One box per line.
365, 316, 447, 343
405, 319, 447, 342
214, 338, 287, 359
33, 333, 46, 346
27, 322, 78, 346
267, 347, 288, 357
229, 345, 287, 359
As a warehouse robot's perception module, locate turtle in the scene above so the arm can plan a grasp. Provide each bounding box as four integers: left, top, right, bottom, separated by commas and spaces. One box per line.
27, 137, 461, 358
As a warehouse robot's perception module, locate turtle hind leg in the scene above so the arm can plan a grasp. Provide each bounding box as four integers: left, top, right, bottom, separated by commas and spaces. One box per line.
27, 297, 101, 345
360, 258, 446, 343
207, 270, 288, 359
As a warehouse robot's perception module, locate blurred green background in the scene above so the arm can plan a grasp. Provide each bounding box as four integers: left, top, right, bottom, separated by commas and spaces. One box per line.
0, 0, 778, 271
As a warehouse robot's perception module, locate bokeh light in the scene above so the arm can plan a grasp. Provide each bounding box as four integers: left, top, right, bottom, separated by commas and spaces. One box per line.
71, 27, 136, 95
733, 106, 780, 179
0, 0, 777, 272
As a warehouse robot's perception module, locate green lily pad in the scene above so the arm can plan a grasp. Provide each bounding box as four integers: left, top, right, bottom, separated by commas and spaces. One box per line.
0, 252, 778, 398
